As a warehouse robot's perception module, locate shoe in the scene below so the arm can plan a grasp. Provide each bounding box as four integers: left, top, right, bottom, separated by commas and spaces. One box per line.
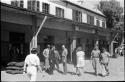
95, 73, 98, 76
78, 74, 82, 76
102, 75, 106, 77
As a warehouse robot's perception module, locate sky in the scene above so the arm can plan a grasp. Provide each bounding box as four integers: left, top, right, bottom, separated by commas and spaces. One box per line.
1, 0, 124, 12
69, 0, 124, 14
1, 0, 124, 7
68, 0, 124, 7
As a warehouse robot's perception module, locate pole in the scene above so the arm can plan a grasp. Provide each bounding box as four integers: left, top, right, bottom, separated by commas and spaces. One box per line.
30, 16, 47, 53
35, 16, 47, 37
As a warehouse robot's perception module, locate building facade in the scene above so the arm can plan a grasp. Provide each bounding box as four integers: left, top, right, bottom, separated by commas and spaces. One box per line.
1, 0, 111, 65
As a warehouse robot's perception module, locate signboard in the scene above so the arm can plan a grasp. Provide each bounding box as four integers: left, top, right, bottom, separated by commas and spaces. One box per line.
80, 28, 95, 34
75, 26, 95, 34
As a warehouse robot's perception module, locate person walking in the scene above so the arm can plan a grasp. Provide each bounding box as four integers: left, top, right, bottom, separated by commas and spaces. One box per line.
53, 46, 60, 71
43, 45, 50, 71
99, 48, 110, 77
90, 46, 100, 76
49, 45, 56, 75
62, 45, 68, 75
119, 45, 123, 56
23, 48, 42, 81
76, 46, 85, 76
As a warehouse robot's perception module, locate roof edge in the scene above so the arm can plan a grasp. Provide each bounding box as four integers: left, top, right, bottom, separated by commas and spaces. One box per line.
63, 0, 106, 18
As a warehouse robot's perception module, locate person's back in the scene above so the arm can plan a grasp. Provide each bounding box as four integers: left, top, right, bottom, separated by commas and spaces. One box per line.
23, 48, 42, 81
100, 52, 110, 64
77, 51, 85, 60
25, 54, 39, 66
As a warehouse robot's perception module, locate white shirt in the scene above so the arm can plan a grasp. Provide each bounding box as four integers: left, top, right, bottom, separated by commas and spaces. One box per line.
25, 54, 40, 66
43, 48, 49, 58
77, 51, 85, 60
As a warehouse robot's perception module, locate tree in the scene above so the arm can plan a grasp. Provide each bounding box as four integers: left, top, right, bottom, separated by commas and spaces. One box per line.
97, 0, 123, 29
97, 0, 124, 56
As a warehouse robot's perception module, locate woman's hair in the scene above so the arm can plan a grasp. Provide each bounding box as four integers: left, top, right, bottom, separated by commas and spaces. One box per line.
101, 47, 107, 52
31, 48, 37, 54
77, 46, 83, 52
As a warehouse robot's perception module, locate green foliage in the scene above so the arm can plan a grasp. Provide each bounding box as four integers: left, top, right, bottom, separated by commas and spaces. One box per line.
97, 0, 123, 29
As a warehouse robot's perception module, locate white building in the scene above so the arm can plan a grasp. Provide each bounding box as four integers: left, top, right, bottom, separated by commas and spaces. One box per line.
1, 0, 111, 66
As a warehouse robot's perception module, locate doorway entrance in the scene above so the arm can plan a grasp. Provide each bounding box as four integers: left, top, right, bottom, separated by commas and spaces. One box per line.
9, 32, 25, 62
43, 35, 54, 48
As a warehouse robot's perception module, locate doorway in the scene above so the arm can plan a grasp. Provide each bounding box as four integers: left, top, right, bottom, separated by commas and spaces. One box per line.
9, 32, 25, 62
43, 35, 54, 48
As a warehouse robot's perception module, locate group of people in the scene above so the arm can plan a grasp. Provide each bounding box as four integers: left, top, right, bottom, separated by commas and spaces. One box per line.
91, 46, 110, 77
42, 44, 68, 75
23, 44, 68, 81
23, 44, 110, 81
115, 45, 124, 57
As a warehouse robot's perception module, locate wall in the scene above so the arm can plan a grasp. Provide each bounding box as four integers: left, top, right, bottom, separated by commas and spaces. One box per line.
1, 10, 32, 25
1, 0, 106, 28
37, 18, 73, 31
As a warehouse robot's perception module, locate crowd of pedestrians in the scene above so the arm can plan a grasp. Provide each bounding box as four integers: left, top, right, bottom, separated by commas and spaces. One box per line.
23, 44, 111, 81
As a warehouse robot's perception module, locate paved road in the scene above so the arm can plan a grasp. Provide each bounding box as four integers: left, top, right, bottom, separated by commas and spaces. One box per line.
1, 56, 124, 81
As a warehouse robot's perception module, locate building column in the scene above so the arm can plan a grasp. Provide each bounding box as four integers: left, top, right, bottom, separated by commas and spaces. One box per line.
70, 26, 77, 62
95, 28, 99, 47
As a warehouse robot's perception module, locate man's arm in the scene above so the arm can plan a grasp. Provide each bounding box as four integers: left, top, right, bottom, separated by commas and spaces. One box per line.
23, 63, 26, 72
57, 51, 60, 60
90, 51, 93, 60
107, 52, 110, 62
23, 57, 28, 73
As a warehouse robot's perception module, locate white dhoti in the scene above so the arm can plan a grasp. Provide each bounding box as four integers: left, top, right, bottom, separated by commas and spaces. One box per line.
27, 66, 37, 81
101, 65, 106, 76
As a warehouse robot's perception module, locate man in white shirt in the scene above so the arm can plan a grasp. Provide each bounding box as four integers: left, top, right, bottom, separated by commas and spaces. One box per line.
23, 48, 42, 81
43, 45, 50, 71
62, 45, 68, 75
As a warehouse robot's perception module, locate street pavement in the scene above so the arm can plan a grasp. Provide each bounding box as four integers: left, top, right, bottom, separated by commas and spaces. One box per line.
1, 56, 124, 81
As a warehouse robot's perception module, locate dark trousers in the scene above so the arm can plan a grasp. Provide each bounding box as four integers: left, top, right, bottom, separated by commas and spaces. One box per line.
92, 58, 99, 75
63, 62, 67, 74
49, 60, 54, 74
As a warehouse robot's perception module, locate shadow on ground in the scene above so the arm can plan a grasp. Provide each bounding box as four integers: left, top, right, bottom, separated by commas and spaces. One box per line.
84, 71, 96, 76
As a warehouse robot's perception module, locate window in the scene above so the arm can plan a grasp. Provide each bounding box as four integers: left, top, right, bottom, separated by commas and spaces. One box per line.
11, 0, 24, 8
36, 1, 40, 11
96, 19, 100, 27
56, 7, 64, 18
27, 0, 40, 11
73, 10, 82, 22
42, 2, 49, 14
20, 0, 24, 8
102, 21, 105, 28
87, 15, 94, 25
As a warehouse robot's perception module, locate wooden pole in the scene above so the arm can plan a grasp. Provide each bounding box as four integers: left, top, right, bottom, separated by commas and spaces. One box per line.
30, 16, 47, 53
35, 16, 47, 37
